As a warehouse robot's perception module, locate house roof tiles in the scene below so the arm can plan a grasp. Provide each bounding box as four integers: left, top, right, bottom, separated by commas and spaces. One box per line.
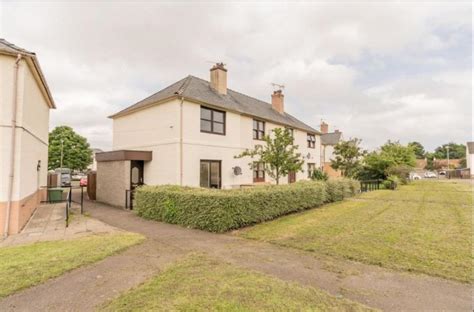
110, 75, 319, 134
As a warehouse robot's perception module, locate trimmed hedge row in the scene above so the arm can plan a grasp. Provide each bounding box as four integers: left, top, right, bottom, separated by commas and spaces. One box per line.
135, 179, 360, 232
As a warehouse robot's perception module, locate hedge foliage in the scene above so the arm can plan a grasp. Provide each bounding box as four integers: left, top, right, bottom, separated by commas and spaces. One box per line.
135, 178, 360, 233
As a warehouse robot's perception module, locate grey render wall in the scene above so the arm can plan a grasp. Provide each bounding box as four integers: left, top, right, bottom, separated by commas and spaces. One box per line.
97, 160, 130, 207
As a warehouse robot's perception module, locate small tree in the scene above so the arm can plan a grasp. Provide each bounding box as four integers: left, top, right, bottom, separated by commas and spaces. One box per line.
357, 141, 416, 180
330, 138, 365, 178
433, 143, 466, 159
408, 141, 426, 159
48, 126, 93, 171
235, 128, 304, 185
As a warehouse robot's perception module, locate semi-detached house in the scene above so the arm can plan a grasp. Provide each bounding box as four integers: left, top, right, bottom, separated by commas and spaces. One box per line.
0, 39, 55, 236
96, 64, 321, 207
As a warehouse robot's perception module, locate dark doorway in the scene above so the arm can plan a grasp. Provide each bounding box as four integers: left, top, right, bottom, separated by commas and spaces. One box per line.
288, 171, 296, 184
200, 160, 221, 189
129, 160, 144, 209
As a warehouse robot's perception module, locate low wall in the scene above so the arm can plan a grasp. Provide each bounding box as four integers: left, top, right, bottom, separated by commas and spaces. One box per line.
323, 162, 341, 178
0, 188, 44, 235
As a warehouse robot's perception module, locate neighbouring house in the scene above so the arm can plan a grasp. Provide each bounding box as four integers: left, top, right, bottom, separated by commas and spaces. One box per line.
88, 148, 103, 171
96, 63, 321, 207
0, 39, 55, 236
466, 142, 473, 177
320, 122, 342, 177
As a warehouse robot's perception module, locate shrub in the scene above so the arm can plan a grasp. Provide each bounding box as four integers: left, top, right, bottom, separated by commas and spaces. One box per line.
310, 169, 329, 181
325, 178, 360, 202
383, 175, 399, 190
135, 179, 360, 232
385, 164, 412, 184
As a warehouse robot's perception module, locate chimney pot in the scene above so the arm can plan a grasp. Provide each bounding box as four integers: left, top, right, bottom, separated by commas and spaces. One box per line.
320, 122, 328, 134
210, 63, 227, 95
271, 90, 284, 114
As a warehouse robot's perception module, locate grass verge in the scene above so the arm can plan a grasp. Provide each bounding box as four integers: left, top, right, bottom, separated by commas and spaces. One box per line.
0, 232, 144, 297
239, 181, 472, 283
101, 254, 373, 311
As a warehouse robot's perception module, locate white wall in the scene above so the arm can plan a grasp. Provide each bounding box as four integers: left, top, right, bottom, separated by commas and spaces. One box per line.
0, 55, 50, 201
113, 98, 180, 185
111, 98, 322, 188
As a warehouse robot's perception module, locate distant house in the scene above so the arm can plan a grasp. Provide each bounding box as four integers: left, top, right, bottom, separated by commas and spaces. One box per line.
467, 142, 474, 177
0, 39, 55, 236
88, 148, 103, 171
96, 63, 321, 207
320, 122, 342, 177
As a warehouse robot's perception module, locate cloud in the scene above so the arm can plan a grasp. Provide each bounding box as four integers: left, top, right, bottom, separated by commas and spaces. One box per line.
1, 1, 471, 151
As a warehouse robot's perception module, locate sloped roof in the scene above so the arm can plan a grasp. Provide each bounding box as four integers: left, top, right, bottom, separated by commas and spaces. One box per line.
110, 75, 319, 133
0, 39, 55, 108
321, 131, 342, 145
467, 142, 474, 154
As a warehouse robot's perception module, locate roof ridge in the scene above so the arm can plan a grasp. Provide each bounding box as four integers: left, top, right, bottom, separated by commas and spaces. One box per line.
187, 75, 318, 133
175, 75, 193, 95
188, 75, 273, 107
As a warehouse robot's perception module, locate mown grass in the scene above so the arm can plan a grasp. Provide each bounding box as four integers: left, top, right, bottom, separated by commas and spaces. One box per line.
101, 254, 373, 312
240, 181, 473, 283
0, 233, 144, 297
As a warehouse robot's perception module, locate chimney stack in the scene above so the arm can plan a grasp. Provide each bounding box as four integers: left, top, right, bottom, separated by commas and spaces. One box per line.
320, 122, 328, 134
210, 63, 227, 95
271, 90, 284, 114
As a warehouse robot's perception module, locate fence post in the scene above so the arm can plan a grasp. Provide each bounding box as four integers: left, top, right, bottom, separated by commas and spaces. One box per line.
81, 186, 84, 214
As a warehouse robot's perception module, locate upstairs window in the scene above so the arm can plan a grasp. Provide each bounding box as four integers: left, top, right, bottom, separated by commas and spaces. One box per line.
286, 127, 294, 138
307, 133, 316, 148
200, 106, 225, 135
253, 119, 265, 140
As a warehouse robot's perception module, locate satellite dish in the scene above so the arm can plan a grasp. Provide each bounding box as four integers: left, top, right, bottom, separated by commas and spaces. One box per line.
233, 166, 242, 176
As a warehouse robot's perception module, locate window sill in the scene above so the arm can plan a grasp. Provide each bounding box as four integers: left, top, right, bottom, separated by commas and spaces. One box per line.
200, 130, 226, 136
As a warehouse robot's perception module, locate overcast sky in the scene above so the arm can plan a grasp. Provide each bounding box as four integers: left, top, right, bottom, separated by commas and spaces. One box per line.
1, 1, 472, 151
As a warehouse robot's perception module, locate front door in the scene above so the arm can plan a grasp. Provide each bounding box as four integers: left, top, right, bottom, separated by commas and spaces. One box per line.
130, 160, 144, 209
288, 171, 296, 183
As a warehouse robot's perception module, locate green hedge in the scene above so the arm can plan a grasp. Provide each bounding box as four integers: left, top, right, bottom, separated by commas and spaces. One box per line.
325, 178, 360, 202
135, 178, 359, 232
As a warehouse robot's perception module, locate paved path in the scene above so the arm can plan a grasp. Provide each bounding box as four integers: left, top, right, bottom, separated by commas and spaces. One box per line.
0, 203, 119, 247
1, 201, 472, 311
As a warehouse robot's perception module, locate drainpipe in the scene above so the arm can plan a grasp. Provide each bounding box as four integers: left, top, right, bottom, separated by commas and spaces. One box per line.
4, 54, 22, 238
179, 96, 184, 186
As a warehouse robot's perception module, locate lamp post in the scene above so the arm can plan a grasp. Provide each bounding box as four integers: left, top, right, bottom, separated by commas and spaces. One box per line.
446, 145, 450, 170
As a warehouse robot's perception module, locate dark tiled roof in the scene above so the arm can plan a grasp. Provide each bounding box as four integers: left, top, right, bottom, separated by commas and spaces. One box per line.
110, 75, 319, 133
467, 142, 474, 154
321, 131, 342, 145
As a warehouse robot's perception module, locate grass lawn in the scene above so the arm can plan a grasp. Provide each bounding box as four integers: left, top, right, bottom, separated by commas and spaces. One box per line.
101, 254, 372, 311
240, 181, 472, 283
0, 232, 144, 297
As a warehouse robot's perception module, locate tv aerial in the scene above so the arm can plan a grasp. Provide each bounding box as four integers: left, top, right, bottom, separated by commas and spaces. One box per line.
271, 83, 285, 91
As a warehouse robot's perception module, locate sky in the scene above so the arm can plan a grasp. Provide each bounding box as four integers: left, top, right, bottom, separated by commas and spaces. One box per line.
1, 1, 472, 151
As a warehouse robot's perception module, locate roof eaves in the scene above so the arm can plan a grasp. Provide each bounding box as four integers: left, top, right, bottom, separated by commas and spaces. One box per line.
108, 94, 180, 119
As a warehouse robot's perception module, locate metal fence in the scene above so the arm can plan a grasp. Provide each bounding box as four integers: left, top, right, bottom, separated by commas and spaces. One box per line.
360, 180, 381, 192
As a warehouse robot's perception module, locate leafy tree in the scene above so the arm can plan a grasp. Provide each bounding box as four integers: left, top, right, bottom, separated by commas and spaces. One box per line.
330, 138, 365, 178
408, 141, 426, 159
357, 141, 416, 180
48, 126, 93, 171
235, 128, 304, 185
433, 143, 466, 159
